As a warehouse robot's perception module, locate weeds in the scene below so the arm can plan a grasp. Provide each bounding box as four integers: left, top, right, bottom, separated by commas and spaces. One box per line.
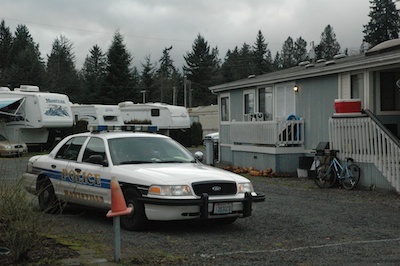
0, 173, 56, 263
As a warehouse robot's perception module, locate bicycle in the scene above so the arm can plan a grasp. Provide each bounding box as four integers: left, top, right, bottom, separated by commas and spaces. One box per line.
314, 150, 361, 190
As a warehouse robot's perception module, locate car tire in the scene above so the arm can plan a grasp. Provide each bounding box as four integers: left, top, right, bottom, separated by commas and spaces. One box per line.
120, 188, 147, 231
37, 177, 61, 214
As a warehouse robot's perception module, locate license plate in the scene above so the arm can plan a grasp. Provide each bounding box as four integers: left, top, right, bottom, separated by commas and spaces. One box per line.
213, 202, 233, 214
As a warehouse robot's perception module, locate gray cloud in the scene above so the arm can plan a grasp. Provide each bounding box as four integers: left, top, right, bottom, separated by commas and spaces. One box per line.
2, 0, 372, 70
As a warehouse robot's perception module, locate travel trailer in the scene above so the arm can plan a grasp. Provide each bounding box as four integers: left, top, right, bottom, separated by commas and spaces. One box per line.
71, 104, 124, 126
118, 102, 190, 133
0, 85, 73, 147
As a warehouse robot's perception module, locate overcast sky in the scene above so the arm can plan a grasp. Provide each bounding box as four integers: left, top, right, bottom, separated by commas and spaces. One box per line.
2, 0, 374, 71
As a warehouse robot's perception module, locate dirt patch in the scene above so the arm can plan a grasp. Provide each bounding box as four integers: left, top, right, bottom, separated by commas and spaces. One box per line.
0, 237, 78, 265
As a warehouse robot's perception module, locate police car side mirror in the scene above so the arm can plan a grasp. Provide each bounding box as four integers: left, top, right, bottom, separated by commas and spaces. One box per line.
87, 155, 108, 166
194, 151, 204, 162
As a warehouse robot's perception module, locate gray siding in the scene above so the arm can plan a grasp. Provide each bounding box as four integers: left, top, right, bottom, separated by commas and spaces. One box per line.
220, 145, 232, 163
296, 75, 338, 151
357, 162, 394, 191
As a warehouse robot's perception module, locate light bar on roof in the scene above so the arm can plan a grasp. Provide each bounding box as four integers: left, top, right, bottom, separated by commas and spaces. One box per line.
88, 124, 158, 133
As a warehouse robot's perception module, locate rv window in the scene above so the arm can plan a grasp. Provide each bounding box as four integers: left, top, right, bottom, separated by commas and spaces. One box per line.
151, 109, 160, 117
103, 116, 117, 122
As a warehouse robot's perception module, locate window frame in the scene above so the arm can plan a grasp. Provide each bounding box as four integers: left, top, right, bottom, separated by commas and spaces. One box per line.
220, 93, 230, 124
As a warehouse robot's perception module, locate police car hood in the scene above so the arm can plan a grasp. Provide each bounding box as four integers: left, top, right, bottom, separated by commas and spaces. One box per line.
114, 163, 249, 185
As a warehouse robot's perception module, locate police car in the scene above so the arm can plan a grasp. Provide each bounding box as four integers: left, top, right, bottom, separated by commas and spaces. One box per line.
21, 125, 265, 231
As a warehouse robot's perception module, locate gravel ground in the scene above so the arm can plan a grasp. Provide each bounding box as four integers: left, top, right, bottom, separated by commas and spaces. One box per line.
2, 157, 400, 265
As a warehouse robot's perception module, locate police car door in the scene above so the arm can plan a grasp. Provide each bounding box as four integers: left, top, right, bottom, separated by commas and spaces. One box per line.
72, 136, 111, 209
53, 136, 88, 203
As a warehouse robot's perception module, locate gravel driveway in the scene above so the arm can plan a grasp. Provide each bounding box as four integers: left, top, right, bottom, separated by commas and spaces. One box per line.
2, 157, 400, 265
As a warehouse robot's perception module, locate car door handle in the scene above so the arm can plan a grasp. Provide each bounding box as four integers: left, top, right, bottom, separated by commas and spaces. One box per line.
75, 168, 81, 173
51, 165, 56, 169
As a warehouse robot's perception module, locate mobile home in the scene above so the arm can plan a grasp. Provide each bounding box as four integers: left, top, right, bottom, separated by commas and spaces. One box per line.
0, 85, 73, 147
209, 39, 400, 193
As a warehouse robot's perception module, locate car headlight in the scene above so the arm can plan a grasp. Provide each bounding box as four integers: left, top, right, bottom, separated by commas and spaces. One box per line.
148, 185, 192, 196
0, 144, 11, 149
238, 182, 254, 193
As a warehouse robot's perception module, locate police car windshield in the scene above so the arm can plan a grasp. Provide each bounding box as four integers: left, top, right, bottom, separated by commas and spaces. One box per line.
108, 137, 196, 165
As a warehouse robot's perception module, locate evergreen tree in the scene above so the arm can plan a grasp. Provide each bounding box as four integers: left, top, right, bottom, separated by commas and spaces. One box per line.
183, 34, 219, 106
220, 47, 241, 82
130, 66, 141, 103
293, 37, 308, 65
0, 20, 13, 82
272, 51, 283, 71
46, 35, 80, 100
363, 0, 400, 48
239, 42, 256, 77
281, 37, 296, 68
140, 55, 155, 103
316, 25, 341, 60
252, 30, 272, 74
3, 24, 45, 89
81, 45, 107, 103
155, 46, 176, 103
103, 31, 133, 104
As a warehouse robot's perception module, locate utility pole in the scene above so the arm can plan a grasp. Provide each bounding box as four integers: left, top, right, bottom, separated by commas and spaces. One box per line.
172, 87, 177, 105
140, 90, 146, 103
188, 80, 192, 108
184, 76, 187, 107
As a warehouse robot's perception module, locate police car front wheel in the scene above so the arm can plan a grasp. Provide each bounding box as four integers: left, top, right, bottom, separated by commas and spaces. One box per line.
120, 188, 147, 231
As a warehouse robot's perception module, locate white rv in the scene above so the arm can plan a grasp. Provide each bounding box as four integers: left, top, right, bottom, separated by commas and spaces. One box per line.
0, 85, 73, 146
118, 102, 190, 132
71, 104, 124, 126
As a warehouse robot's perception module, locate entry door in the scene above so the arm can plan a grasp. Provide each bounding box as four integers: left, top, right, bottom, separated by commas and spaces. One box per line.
275, 82, 295, 120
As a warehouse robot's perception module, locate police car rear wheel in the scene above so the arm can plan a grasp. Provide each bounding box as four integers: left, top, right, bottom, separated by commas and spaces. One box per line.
120, 188, 147, 231
38, 177, 60, 214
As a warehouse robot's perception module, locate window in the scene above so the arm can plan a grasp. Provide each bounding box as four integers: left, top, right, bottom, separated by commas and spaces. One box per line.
380, 71, 400, 111
351, 73, 364, 100
220, 95, 230, 122
82, 137, 106, 162
151, 109, 160, 117
103, 116, 117, 122
244, 91, 254, 115
56, 137, 87, 161
275, 83, 295, 119
258, 87, 273, 121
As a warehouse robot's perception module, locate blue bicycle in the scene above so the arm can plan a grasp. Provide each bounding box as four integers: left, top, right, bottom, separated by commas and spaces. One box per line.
314, 150, 361, 189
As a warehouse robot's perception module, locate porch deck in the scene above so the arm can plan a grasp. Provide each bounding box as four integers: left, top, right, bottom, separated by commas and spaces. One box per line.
230, 119, 304, 147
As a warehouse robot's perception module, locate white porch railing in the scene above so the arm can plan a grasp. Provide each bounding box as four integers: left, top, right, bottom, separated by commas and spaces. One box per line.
230, 119, 304, 146
329, 114, 400, 193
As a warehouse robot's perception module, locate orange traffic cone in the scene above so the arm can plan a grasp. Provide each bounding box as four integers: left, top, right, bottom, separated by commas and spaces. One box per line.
106, 177, 133, 218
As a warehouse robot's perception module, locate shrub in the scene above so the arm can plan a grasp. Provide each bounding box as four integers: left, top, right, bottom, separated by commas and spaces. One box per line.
0, 179, 55, 263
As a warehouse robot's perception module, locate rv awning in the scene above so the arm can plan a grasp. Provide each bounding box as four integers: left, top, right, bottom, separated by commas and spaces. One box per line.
0, 97, 24, 117
0, 98, 22, 109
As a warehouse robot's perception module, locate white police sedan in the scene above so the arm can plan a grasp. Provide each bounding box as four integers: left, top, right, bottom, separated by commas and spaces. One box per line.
22, 125, 265, 231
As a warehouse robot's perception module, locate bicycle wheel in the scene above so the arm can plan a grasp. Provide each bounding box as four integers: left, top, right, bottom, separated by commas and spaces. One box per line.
341, 164, 361, 190
314, 164, 336, 188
